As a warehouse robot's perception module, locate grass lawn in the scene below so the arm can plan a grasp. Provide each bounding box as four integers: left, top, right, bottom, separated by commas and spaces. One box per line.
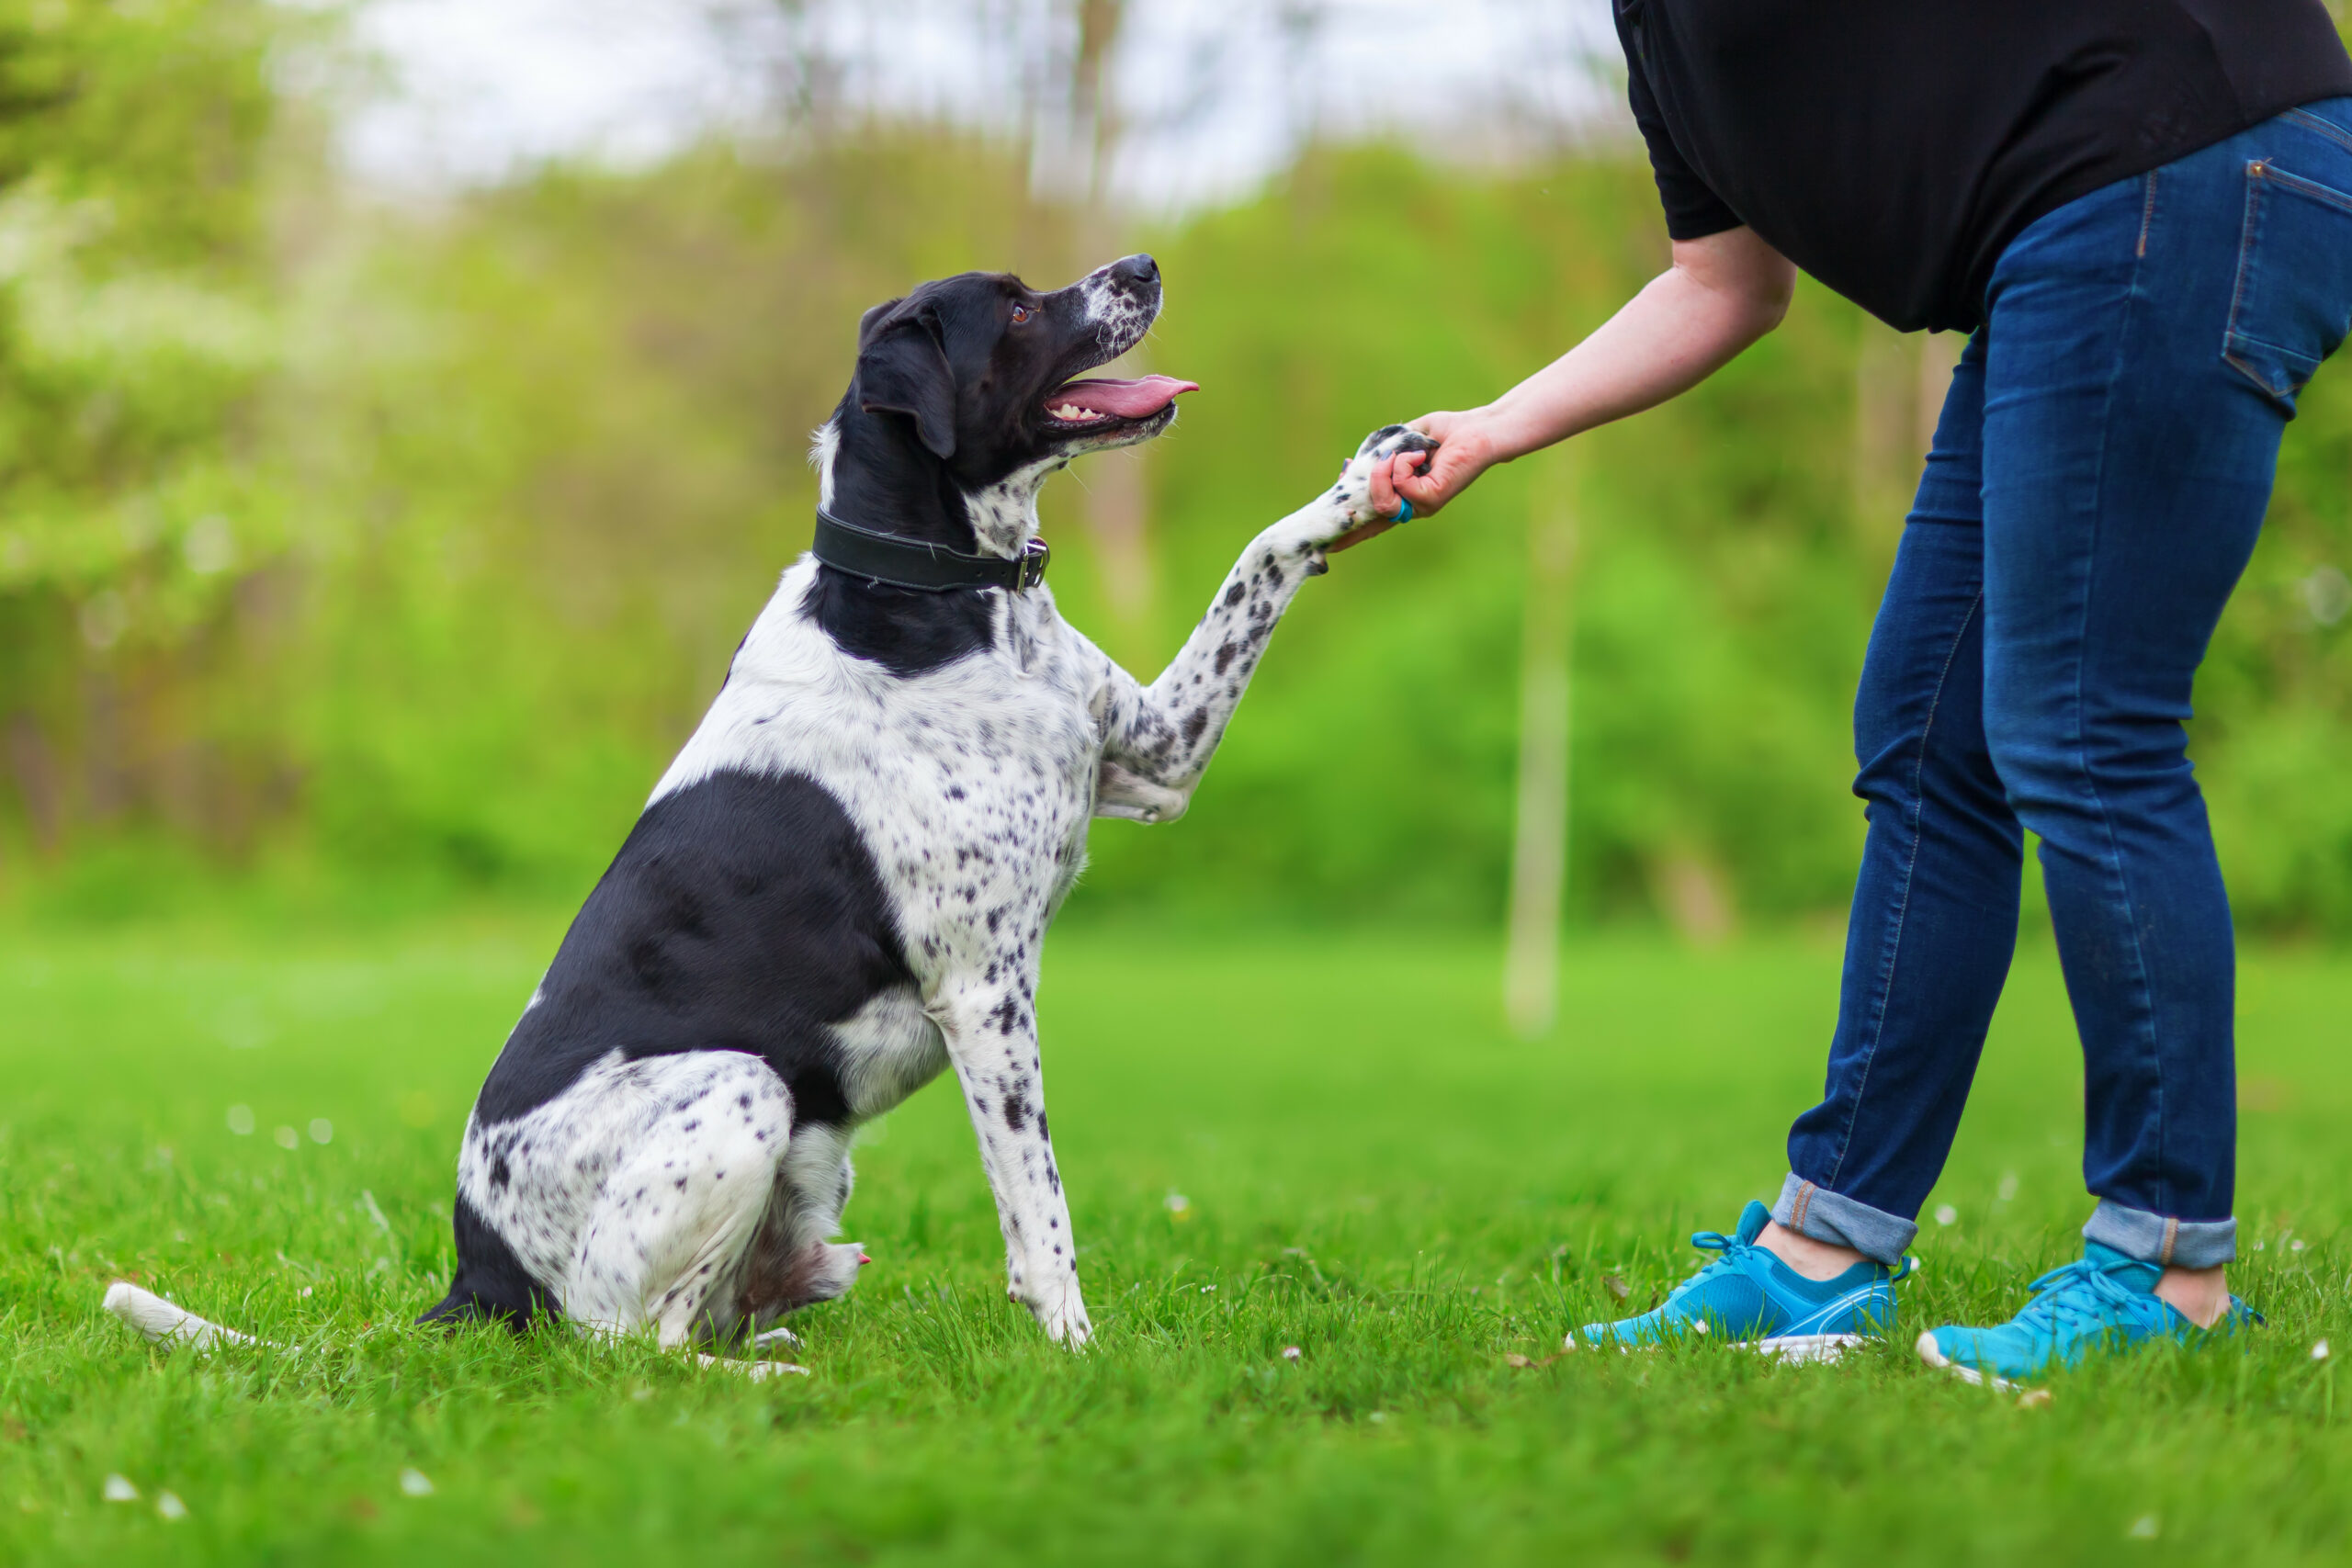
1, 913, 2346, 1564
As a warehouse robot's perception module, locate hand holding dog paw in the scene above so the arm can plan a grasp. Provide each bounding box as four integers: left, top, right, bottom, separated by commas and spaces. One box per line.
1388, 409, 1500, 520
1327, 425, 1441, 553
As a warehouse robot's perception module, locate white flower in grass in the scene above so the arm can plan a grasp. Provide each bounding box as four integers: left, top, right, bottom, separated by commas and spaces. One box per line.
2290, 1239, 2307, 1252
102, 1474, 137, 1503
2128, 1514, 2159, 1540
1933, 1204, 1958, 1227
399, 1468, 434, 1497
1996, 1172, 2019, 1201
225, 1105, 254, 1136
2312, 1339, 2331, 1361
155, 1492, 187, 1521
274, 1125, 300, 1150
1163, 1191, 1192, 1219
309, 1119, 333, 1145
1282, 1346, 1303, 1361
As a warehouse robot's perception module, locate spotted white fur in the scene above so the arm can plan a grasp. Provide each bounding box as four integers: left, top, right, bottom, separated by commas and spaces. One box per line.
958, 453, 1065, 558
1075, 257, 1153, 360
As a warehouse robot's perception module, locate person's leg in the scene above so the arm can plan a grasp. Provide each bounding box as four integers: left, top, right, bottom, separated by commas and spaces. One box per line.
1575, 340, 2024, 1349
1767, 331, 2027, 1275
1916, 100, 2352, 1379
1983, 107, 2352, 1277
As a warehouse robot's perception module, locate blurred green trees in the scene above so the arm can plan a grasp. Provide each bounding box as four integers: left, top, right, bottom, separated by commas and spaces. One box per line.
0, 0, 286, 859
1, 20, 2349, 935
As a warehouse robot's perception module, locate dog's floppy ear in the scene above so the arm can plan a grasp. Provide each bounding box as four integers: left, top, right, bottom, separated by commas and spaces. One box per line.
857, 298, 903, 344
856, 300, 956, 460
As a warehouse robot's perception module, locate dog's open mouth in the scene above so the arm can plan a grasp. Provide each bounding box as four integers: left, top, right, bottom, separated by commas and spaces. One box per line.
1042, 374, 1198, 429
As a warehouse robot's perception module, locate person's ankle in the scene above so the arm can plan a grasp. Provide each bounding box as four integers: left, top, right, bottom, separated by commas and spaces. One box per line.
1757, 1218, 1871, 1282
2154, 1262, 2230, 1328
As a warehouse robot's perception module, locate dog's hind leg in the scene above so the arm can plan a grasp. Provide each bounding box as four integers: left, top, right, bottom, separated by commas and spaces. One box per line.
558, 1052, 796, 1348
734, 1121, 867, 1334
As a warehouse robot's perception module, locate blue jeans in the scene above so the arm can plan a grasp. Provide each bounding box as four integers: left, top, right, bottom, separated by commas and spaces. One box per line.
1777, 99, 2352, 1271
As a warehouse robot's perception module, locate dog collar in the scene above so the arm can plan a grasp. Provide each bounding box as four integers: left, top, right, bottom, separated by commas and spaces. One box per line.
813, 507, 1049, 593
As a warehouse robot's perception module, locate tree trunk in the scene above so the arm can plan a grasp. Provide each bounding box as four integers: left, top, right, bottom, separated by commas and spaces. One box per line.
1046, 0, 1159, 655
1503, 449, 1579, 1041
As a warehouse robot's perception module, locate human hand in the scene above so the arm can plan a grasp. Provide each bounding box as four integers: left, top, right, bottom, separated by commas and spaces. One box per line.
1389, 409, 1502, 519
1323, 426, 1440, 554
1326, 423, 1442, 554
1329, 410, 1502, 552
1328, 409, 1498, 551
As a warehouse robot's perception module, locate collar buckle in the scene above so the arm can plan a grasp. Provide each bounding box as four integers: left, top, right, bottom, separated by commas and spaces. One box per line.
1017, 536, 1050, 592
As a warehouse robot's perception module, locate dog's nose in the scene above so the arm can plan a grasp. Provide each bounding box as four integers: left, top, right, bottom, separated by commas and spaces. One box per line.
1110, 254, 1159, 289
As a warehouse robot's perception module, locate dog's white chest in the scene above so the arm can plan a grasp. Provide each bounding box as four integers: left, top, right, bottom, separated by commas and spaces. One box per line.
857, 603, 1102, 966
653, 563, 1103, 985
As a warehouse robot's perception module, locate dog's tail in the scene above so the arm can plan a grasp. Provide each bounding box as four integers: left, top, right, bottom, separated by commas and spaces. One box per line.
102, 1281, 265, 1352
106, 1280, 808, 1380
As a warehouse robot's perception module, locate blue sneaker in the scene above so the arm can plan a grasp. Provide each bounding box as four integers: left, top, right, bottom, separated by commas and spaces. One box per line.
1916, 1242, 2260, 1387
1575, 1201, 1907, 1361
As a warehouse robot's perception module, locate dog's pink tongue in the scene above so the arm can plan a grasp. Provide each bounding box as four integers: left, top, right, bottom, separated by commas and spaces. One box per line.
1048, 375, 1198, 418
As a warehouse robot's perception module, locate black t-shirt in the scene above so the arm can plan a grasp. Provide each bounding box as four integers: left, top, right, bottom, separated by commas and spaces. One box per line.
1616, 0, 2352, 332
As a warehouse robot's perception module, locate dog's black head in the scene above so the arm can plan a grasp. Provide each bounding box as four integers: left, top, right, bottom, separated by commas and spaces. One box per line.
821, 255, 1193, 556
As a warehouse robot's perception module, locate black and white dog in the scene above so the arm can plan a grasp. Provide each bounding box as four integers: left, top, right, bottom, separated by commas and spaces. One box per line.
398, 255, 1430, 1352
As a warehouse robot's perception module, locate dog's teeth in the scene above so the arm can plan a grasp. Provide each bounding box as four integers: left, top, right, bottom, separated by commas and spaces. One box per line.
1054, 404, 1089, 421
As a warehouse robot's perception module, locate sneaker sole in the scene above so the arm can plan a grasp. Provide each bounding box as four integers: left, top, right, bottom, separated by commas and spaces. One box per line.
1915, 1329, 2023, 1392
1572, 1331, 1873, 1362
1740, 1333, 1871, 1364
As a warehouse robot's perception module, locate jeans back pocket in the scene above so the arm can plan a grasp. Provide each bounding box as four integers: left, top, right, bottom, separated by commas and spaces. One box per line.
2224, 160, 2352, 412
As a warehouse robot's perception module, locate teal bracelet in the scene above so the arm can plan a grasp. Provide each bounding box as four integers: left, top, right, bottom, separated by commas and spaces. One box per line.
1393, 498, 1414, 524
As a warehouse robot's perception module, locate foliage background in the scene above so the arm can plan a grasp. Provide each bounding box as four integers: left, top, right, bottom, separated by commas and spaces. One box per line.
0, 2, 2349, 940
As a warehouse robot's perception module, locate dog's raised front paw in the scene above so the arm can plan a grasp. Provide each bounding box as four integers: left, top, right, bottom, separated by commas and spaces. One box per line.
1354, 423, 1440, 464
1326, 425, 1440, 536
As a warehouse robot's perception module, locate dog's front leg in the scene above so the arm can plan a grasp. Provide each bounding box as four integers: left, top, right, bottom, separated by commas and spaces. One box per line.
1090, 425, 1438, 818
931, 984, 1089, 1345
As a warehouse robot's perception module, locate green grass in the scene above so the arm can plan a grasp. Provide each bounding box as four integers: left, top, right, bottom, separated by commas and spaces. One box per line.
2, 915, 2346, 1564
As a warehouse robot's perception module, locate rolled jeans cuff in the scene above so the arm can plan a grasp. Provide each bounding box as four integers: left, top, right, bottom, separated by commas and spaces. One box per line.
1772, 1173, 1917, 1268
2083, 1200, 2236, 1269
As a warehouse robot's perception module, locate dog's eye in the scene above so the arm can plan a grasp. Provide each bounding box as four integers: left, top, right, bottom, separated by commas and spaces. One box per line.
1010, 303, 1032, 324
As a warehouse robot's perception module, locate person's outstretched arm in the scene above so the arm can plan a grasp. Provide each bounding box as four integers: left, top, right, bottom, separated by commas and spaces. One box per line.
1372, 225, 1795, 520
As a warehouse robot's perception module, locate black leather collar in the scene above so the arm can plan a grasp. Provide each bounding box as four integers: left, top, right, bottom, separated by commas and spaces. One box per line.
813, 506, 1049, 592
